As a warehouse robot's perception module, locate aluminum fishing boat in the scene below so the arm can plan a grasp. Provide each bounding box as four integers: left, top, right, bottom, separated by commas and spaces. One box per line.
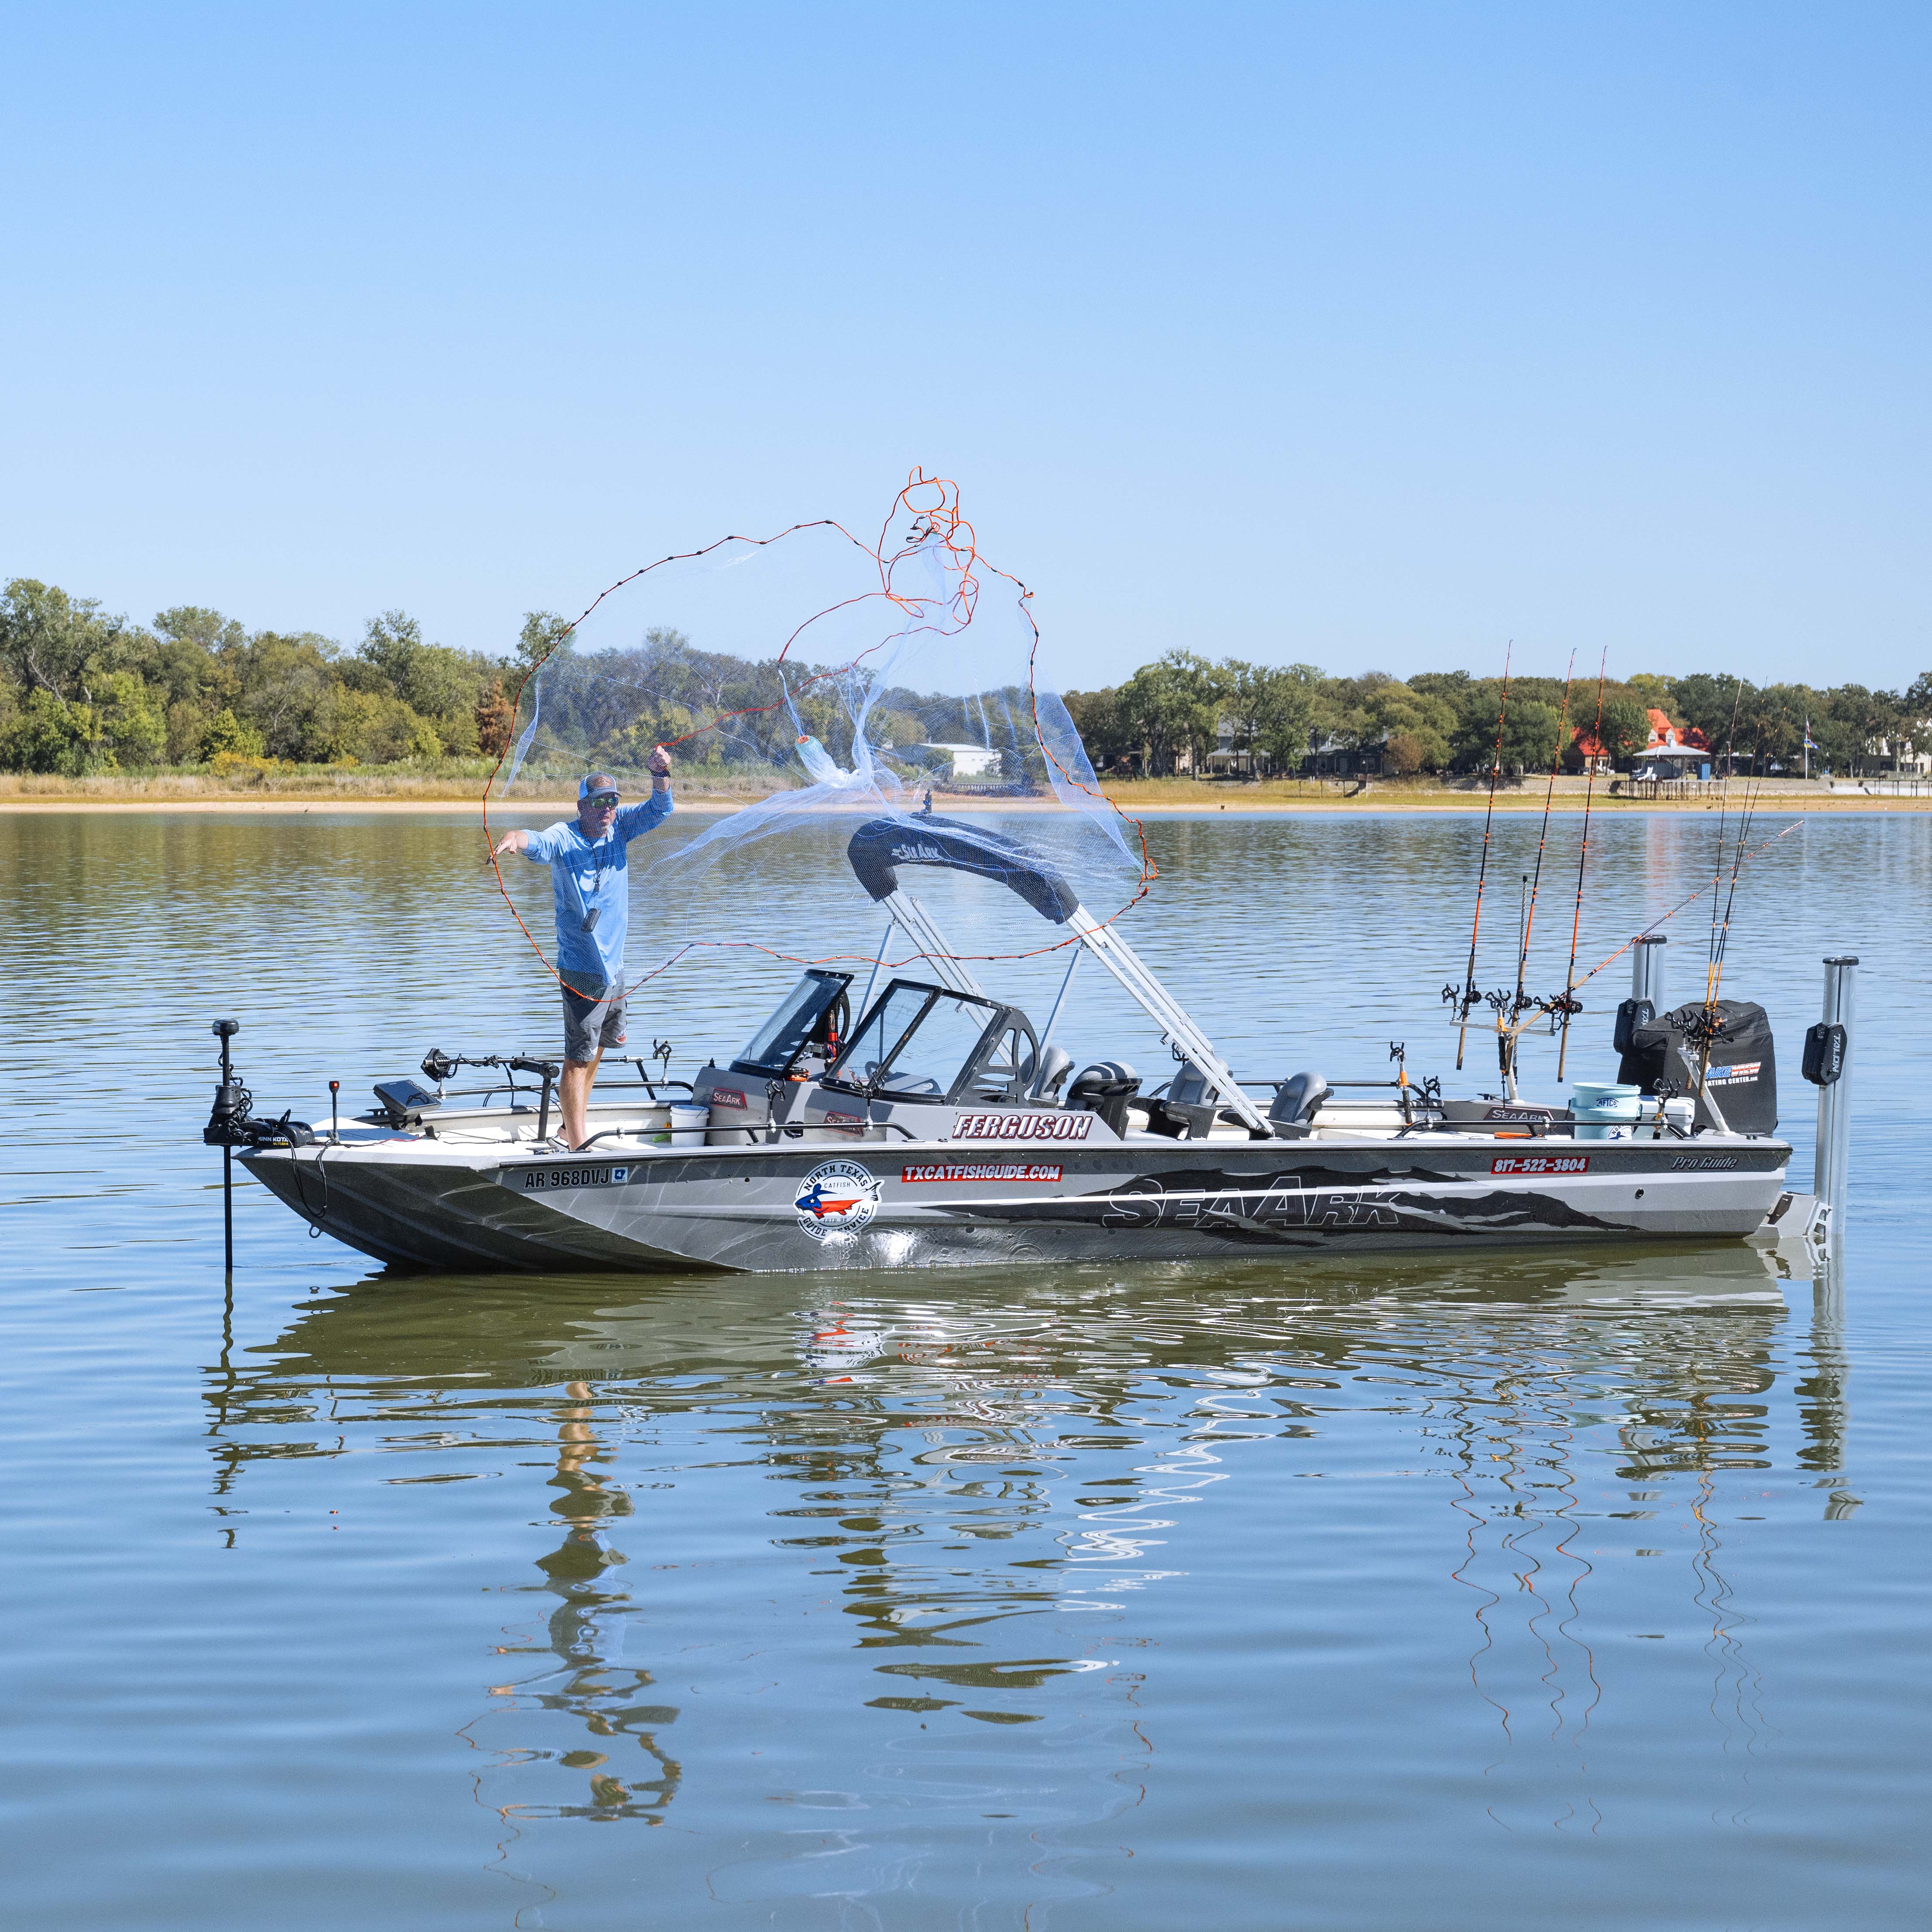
238, 817, 1805, 1274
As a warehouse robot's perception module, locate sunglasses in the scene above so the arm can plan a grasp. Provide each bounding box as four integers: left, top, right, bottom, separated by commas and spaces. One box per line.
584, 793, 619, 809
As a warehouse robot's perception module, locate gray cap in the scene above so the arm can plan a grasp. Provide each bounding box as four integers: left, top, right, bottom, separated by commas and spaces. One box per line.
578, 773, 621, 800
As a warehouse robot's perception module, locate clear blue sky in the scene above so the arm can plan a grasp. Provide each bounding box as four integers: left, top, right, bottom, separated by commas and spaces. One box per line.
4, 3, 1928, 692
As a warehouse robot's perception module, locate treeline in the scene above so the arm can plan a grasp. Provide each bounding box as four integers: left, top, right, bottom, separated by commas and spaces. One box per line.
510, 628, 1038, 779
0, 578, 545, 774
0, 577, 1045, 782
1064, 652, 1932, 777
3, 574, 1926, 781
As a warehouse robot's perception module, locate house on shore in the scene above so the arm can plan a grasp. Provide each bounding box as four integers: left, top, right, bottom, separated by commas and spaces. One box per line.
1573, 709, 1712, 780
912, 741, 1002, 779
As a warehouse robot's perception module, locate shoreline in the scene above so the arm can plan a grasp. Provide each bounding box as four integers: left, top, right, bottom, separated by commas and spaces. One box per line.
2, 789, 1928, 816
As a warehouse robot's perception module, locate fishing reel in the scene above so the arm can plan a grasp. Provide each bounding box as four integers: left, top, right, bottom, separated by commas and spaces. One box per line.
1679, 1007, 1730, 1052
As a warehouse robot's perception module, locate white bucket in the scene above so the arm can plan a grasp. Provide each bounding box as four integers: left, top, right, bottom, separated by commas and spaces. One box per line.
669, 1103, 709, 1148
1571, 1081, 1643, 1141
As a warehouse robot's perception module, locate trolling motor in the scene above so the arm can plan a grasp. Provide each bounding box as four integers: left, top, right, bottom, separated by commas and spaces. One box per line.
202, 1024, 316, 1154
202, 1019, 316, 1273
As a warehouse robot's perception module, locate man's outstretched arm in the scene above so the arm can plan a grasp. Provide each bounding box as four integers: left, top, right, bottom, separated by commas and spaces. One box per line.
618, 745, 674, 840
484, 827, 534, 865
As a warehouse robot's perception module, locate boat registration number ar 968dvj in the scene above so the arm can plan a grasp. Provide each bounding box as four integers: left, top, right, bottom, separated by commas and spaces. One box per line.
517, 1165, 631, 1189
1490, 1154, 1590, 1176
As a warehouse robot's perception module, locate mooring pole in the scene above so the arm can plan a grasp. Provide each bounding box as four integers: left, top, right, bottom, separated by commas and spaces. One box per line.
1805, 955, 1857, 1237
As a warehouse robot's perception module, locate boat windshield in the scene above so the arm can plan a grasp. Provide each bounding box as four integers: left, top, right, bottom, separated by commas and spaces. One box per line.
730, 970, 851, 1078
826, 982, 1000, 1102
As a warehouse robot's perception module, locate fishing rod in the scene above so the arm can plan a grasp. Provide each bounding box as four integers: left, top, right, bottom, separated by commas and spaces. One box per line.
1478, 811, 1801, 1079
1686, 679, 1750, 1110
1567, 818, 1801, 999
1505, 653, 1575, 1088
1704, 679, 1747, 980
1693, 770, 1764, 1103
1554, 653, 1608, 1080
1454, 647, 1513, 1071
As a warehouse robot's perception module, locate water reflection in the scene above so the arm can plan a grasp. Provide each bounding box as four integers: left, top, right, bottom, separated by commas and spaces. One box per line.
199, 1236, 1832, 1863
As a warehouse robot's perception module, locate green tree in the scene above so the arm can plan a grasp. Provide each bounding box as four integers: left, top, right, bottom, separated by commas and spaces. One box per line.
1251, 664, 1326, 774
1498, 699, 1562, 774
1354, 677, 1456, 772
201, 708, 267, 759
1060, 688, 1128, 770
1, 578, 134, 701
1594, 694, 1652, 767
7, 689, 94, 773
517, 610, 574, 673
1667, 674, 1749, 754
93, 670, 165, 766
1623, 672, 1675, 713
1116, 650, 1221, 776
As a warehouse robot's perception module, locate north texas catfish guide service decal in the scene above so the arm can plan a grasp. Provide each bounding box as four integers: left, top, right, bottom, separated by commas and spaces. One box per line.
793, 1160, 881, 1240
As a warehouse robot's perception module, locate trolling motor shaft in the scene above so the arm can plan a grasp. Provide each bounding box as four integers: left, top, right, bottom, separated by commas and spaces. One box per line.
208, 1020, 240, 1274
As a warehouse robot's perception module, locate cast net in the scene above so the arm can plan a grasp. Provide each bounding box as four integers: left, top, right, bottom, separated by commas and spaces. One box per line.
484, 472, 1150, 1012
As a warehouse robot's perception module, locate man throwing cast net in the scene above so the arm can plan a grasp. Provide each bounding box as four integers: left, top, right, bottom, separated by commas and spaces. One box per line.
485, 745, 674, 1146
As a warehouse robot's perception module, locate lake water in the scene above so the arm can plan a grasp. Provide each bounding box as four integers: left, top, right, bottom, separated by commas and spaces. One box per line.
2, 805, 1927, 1930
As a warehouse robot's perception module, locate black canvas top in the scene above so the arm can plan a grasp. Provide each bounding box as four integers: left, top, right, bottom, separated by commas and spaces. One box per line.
846, 816, 1080, 924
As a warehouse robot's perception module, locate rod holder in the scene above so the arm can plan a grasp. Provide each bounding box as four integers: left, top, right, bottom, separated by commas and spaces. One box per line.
1808, 955, 1857, 1240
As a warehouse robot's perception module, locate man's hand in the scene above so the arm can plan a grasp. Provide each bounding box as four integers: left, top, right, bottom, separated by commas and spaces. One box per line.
649, 743, 672, 788
483, 828, 530, 868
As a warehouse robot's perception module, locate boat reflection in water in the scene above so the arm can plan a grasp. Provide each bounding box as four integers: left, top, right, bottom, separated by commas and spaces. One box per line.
202, 1232, 1839, 1866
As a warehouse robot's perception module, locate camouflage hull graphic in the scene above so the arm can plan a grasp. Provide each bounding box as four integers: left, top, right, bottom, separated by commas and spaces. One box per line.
972, 1165, 1621, 1247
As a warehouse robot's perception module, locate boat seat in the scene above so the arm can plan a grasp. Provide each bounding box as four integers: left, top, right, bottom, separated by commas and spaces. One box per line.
1270, 1071, 1330, 1128
1025, 1044, 1074, 1100
1148, 1062, 1270, 1140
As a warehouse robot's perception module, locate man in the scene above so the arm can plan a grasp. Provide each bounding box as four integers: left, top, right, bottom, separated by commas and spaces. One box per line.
486, 746, 673, 1147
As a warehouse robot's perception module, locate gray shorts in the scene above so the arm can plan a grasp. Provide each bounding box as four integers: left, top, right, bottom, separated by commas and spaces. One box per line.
560, 972, 626, 1064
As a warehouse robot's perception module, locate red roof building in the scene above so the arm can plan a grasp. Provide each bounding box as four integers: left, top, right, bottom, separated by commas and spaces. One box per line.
1571, 709, 1711, 773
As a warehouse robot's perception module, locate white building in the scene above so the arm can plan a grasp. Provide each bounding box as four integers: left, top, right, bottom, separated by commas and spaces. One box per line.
914, 741, 1002, 778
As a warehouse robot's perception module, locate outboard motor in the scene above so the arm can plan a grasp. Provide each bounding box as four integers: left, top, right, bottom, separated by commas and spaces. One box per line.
1618, 1000, 1778, 1134
1067, 1061, 1140, 1136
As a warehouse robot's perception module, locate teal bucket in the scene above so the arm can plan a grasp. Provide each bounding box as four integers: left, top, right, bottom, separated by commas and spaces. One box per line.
1571, 1081, 1643, 1141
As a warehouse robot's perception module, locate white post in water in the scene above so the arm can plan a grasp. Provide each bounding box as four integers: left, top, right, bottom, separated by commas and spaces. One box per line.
1813, 956, 1857, 1229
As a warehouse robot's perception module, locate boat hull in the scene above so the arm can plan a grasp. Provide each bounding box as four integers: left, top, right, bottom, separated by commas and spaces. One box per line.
243, 1133, 1794, 1275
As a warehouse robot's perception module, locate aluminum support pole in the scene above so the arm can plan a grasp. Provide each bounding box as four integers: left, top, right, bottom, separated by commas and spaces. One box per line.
1066, 905, 1269, 1133
1035, 947, 1083, 1058
878, 890, 985, 997
1814, 955, 1857, 1229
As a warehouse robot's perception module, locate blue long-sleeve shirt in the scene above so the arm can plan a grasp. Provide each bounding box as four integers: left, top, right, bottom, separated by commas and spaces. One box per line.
519, 789, 673, 989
